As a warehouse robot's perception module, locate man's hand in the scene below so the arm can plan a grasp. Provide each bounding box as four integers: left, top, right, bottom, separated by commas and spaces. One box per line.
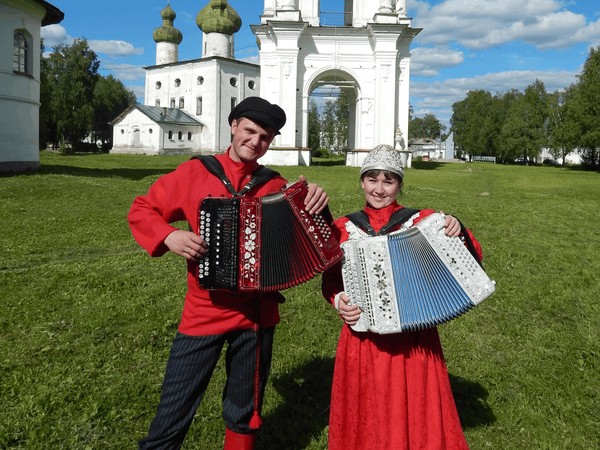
299, 175, 329, 215
164, 230, 208, 261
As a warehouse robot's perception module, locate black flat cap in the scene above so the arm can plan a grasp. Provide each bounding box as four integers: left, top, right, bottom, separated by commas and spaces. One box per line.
228, 97, 286, 135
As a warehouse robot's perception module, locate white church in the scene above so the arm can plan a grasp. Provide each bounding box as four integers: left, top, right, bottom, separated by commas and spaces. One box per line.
111, 0, 419, 167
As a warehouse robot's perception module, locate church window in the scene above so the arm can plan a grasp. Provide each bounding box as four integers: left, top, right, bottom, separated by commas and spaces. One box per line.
168, 131, 173, 139
155, 99, 161, 107
178, 131, 183, 140
179, 97, 184, 108
188, 132, 192, 141
231, 97, 237, 112
197, 76, 204, 85
196, 97, 203, 115
120, 129, 125, 134
175, 78, 181, 87
155, 81, 162, 89
248, 80, 256, 90
13, 31, 30, 75
230, 77, 238, 87
149, 128, 153, 134
170, 98, 175, 108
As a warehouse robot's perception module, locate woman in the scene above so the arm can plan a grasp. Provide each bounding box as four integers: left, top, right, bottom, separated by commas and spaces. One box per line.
322, 145, 482, 450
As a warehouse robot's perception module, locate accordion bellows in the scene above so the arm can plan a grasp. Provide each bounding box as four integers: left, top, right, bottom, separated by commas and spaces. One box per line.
198, 182, 343, 292
341, 213, 495, 334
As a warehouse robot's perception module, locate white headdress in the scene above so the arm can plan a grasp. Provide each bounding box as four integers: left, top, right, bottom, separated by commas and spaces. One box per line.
360, 144, 404, 179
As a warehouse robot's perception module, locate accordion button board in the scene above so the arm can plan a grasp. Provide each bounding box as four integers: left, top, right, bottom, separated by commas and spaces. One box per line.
341, 213, 495, 334
198, 182, 343, 292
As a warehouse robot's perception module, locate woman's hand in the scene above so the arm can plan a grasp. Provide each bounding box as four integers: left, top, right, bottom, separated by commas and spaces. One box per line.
338, 292, 362, 326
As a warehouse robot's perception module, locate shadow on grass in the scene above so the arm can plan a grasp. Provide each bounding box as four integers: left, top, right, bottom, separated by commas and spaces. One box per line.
37, 164, 174, 181
257, 358, 494, 449
258, 356, 334, 450
411, 161, 447, 170
450, 374, 496, 429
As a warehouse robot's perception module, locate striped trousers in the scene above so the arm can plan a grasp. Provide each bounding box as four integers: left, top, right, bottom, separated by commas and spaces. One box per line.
138, 328, 275, 450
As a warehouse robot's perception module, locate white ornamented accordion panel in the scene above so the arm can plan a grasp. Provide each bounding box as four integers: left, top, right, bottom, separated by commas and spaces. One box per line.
341, 213, 495, 334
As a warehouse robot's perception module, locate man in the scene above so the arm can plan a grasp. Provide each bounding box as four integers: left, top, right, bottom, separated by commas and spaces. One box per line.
128, 97, 328, 449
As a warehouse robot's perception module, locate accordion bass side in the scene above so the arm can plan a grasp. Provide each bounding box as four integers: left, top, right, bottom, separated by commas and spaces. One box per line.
198, 182, 343, 292
341, 213, 495, 334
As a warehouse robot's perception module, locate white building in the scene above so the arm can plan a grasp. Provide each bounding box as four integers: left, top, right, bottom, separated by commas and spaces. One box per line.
111, 0, 260, 155
111, 0, 420, 166
253, 0, 419, 167
0, 0, 63, 172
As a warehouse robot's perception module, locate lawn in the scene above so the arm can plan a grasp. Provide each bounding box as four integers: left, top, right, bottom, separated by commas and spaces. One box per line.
1, 152, 598, 449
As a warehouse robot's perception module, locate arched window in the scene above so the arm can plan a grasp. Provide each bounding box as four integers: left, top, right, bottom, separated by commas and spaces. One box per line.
168, 131, 173, 140
188, 132, 192, 141
13, 31, 30, 74
178, 131, 183, 140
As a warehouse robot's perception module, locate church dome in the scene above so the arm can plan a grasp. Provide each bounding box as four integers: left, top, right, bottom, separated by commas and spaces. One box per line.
196, 0, 241, 35
153, 3, 183, 44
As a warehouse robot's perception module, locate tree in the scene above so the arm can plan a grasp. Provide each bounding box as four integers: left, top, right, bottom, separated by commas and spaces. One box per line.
408, 114, 445, 140
307, 99, 321, 151
451, 90, 495, 159
321, 100, 337, 149
334, 90, 350, 150
575, 46, 600, 169
93, 75, 136, 150
46, 39, 100, 149
548, 86, 582, 164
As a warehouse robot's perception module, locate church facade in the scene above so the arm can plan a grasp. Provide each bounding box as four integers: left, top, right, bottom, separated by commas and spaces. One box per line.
111, 0, 419, 167
111, 1, 260, 156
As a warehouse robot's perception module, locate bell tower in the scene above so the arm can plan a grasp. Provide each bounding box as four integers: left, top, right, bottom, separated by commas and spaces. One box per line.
252, 0, 419, 166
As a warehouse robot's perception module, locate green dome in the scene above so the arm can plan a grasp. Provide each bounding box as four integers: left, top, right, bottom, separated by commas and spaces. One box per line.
153, 3, 183, 44
196, 0, 242, 35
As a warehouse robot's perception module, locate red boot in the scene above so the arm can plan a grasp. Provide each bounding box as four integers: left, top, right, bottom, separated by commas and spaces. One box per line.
223, 428, 256, 450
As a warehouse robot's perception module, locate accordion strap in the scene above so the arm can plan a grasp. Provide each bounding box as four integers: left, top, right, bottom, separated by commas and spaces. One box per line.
193, 155, 280, 197
345, 207, 420, 236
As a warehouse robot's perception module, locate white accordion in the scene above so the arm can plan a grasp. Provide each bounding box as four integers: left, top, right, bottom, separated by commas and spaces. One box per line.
341, 213, 495, 334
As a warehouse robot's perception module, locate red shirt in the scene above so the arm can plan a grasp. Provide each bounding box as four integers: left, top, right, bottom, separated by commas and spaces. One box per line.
128, 150, 288, 335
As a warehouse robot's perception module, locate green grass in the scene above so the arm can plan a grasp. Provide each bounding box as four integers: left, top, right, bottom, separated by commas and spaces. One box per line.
1, 153, 598, 449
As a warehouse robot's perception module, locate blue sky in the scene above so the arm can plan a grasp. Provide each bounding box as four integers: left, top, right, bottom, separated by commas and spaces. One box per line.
42, 0, 600, 128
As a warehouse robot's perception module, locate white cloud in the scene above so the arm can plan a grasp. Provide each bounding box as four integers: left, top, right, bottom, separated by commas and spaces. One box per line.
411, 47, 464, 77
102, 64, 146, 81
88, 40, 144, 56
412, 0, 600, 50
41, 24, 70, 48
411, 68, 578, 124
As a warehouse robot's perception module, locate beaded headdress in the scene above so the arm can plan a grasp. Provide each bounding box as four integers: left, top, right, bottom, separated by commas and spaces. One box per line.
360, 144, 404, 179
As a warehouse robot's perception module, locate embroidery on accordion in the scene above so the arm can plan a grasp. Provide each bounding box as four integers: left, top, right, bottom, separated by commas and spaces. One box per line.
341, 213, 495, 334
198, 182, 343, 292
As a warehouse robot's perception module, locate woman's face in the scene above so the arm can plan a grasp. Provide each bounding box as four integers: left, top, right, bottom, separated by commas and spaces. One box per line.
361, 171, 402, 209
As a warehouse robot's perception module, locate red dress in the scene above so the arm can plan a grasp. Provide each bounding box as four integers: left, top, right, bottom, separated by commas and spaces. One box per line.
322, 202, 481, 450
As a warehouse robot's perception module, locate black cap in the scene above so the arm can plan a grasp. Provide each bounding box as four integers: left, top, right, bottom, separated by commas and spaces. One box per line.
228, 97, 286, 135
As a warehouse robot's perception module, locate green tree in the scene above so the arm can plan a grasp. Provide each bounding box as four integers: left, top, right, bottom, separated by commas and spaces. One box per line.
46, 39, 100, 150
334, 90, 350, 150
499, 80, 550, 164
321, 100, 337, 150
307, 99, 321, 151
93, 75, 136, 150
451, 90, 495, 159
575, 46, 600, 169
39, 39, 58, 149
409, 113, 445, 140
548, 86, 582, 164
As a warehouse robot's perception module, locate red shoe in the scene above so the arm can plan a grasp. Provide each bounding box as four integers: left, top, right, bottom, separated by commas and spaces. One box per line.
223, 428, 256, 450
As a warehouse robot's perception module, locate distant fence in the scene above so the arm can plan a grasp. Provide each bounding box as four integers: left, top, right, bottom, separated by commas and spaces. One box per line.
472, 155, 496, 163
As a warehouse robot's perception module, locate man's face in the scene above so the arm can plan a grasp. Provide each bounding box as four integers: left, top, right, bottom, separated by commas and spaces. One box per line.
229, 117, 275, 163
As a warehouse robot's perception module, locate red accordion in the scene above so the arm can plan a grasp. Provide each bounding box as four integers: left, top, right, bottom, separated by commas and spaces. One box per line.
197, 182, 342, 292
